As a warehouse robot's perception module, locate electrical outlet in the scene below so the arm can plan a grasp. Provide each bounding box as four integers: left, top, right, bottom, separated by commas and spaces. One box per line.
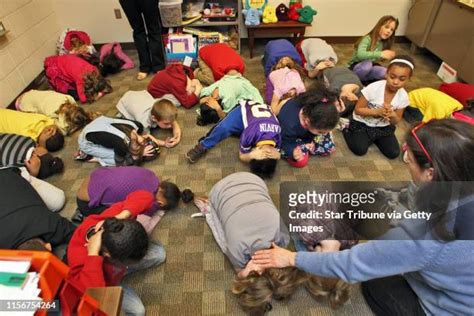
114, 9, 122, 19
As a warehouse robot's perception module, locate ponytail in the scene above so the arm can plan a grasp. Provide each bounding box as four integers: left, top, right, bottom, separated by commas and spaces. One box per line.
160, 181, 194, 210
305, 275, 351, 309
298, 83, 340, 130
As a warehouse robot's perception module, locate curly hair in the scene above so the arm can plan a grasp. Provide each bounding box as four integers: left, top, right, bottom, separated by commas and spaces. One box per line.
83, 71, 112, 103
102, 218, 149, 263
305, 275, 351, 309
232, 267, 307, 315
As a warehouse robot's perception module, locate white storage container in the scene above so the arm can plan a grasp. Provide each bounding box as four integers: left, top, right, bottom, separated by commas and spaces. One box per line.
159, 1, 183, 27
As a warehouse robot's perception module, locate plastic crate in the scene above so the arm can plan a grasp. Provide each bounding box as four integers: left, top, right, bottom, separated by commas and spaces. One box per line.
166, 40, 198, 65
159, 1, 183, 27
0, 250, 69, 316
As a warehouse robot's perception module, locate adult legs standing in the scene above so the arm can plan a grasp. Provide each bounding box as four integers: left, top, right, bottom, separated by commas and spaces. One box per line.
119, 0, 165, 76
141, 0, 166, 72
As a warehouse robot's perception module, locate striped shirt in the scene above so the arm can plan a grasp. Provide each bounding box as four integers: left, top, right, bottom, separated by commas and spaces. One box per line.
0, 133, 36, 168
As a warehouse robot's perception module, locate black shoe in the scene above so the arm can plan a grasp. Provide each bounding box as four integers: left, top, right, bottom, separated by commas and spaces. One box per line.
71, 209, 84, 225
186, 143, 207, 163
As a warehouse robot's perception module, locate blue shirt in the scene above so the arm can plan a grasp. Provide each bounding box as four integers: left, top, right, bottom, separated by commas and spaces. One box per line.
295, 197, 474, 315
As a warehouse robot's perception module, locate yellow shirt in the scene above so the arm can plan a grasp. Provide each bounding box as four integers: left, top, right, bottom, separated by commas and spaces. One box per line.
0, 109, 55, 141
408, 88, 463, 122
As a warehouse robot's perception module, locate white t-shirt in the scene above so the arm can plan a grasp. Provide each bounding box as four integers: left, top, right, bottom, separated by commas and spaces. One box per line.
353, 80, 409, 127
116, 90, 180, 132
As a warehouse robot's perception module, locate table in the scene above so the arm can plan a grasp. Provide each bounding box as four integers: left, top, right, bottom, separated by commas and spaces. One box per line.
246, 21, 311, 58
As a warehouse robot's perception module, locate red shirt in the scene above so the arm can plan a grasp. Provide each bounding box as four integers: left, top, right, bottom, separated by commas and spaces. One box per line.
66, 191, 154, 291
147, 64, 198, 109
199, 43, 245, 80
45, 55, 98, 103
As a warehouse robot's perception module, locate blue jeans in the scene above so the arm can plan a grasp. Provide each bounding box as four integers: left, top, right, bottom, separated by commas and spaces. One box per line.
200, 106, 243, 150
121, 241, 166, 315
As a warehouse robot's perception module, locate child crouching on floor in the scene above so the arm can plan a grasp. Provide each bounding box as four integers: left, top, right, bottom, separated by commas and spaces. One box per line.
76, 116, 161, 166
44, 54, 112, 104
278, 84, 341, 168
73, 166, 193, 231
116, 90, 182, 147
147, 64, 202, 109
186, 100, 281, 179
0, 109, 64, 152
268, 56, 307, 115
16, 89, 98, 135
198, 70, 263, 125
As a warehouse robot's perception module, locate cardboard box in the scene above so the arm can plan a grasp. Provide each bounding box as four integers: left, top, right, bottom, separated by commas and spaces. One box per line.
437, 62, 458, 83
86, 286, 123, 316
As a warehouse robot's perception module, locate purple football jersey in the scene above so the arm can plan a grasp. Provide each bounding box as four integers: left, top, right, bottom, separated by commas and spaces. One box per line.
239, 100, 281, 153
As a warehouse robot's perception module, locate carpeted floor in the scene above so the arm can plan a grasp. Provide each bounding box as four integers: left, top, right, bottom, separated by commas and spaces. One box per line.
47, 40, 442, 315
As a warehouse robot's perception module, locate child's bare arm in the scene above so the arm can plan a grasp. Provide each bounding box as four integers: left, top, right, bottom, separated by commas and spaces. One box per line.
354, 96, 385, 117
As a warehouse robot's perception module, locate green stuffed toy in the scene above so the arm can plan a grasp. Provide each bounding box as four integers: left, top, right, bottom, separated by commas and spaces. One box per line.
297, 5, 317, 24
262, 5, 278, 23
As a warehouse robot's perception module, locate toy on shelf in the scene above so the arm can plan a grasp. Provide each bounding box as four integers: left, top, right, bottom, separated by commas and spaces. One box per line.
243, 0, 267, 10
202, 2, 237, 21
243, 7, 262, 26
276, 3, 289, 21
288, 3, 302, 21
262, 5, 278, 23
297, 5, 317, 23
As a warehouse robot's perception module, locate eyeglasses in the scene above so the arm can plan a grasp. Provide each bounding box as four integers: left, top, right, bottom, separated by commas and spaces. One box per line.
411, 121, 432, 163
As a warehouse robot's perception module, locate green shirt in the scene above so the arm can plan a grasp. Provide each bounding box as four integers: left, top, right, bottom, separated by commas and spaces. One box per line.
200, 74, 264, 113
348, 35, 383, 66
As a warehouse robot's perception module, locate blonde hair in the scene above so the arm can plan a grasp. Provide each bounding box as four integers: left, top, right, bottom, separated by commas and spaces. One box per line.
272, 56, 307, 79
354, 15, 399, 51
305, 275, 351, 309
57, 101, 99, 135
232, 267, 307, 315
151, 99, 177, 122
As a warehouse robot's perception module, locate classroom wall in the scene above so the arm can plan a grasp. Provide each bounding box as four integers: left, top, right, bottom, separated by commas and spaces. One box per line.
0, 0, 60, 108
53, 0, 412, 43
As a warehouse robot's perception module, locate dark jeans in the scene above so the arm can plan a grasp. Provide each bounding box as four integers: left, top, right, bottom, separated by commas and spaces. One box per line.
343, 122, 400, 159
119, 0, 165, 73
76, 197, 107, 216
362, 276, 425, 316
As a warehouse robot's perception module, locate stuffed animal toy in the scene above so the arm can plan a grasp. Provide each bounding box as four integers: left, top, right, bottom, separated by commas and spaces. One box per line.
288, 3, 302, 21
297, 5, 317, 24
276, 3, 289, 21
243, 8, 262, 26
262, 5, 278, 24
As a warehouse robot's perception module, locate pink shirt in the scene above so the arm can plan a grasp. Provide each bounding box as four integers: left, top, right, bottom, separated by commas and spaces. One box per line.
269, 67, 306, 98
100, 42, 134, 70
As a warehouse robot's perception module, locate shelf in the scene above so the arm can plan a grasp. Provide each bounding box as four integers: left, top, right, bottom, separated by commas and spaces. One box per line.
188, 20, 239, 27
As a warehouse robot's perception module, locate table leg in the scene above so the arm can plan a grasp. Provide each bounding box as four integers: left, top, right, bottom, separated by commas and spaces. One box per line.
248, 29, 255, 59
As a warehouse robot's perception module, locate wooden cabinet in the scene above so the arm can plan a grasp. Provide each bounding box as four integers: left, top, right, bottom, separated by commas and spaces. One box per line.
406, 0, 474, 83
425, 0, 474, 70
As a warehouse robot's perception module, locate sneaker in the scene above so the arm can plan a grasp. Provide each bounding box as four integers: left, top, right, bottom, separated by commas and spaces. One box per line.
71, 209, 84, 225
186, 143, 207, 163
74, 150, 93, 161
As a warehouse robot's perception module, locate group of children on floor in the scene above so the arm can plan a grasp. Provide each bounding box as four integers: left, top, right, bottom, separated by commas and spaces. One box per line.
1, 16, 474, 315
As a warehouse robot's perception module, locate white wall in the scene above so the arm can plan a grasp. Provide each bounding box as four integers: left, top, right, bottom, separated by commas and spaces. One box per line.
53, 0, 133, 43
53, 0, 412, 43
0, 0, 60, 107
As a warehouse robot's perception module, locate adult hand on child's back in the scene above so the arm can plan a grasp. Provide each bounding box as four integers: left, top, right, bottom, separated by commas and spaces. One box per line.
381, 50, 396, 60
252, 243, 296, 269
